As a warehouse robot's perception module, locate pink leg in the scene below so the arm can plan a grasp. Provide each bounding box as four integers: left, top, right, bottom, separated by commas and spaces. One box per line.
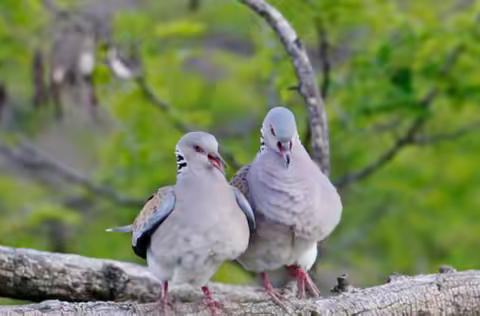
162, 281, 169, 306
286, 265, 320, 298
305, 272, 321, 296
201, 286, 222, 315
159, 281, 172, 315
260, 272, 289, 311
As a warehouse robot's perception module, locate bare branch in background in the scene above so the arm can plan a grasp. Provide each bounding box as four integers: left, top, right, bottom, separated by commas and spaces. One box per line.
335, 45, 466, 189
107, 39, 249, 167
188, 0, 201, 11
134, 77, 194, 133
316, 21, 331, 100
41, 0, 242, 169
0, 83, 6, 120
0, 141, 143, 207
134, 76, 241, 169
1, 246, 480, 315
106, 43, 241, 169
32, 50, 48, 108
303, 17, 332, 148
413, 121, 480, 145
240, 0, 331, 175
335, 116, 425, 189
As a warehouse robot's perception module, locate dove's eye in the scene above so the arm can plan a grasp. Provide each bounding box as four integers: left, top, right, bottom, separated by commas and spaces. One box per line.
194, 145, 205, 153
270, 126, 276, 136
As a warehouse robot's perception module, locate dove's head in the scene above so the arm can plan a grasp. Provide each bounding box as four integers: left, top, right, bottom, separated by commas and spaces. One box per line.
175, 131, 226, 175
261, 106, 298, 168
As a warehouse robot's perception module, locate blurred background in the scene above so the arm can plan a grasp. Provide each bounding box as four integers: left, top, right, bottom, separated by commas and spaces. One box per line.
0, 0, 479, 303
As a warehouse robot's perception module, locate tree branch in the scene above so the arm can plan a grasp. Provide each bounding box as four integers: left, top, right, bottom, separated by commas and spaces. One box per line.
0, 141, 143, 207
303, 18, 332, 150
412, 121, 480, 145
316, 20, 331, 100
135, 76, 195, 134
1, 246, 480, 315
0, 83, 6, 120
134, 75, 241, 170
335, 45, 465, 189
239, 0, 331, 175
106, 42, 242, 169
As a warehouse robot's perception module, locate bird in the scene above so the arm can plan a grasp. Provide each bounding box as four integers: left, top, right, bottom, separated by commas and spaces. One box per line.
231, 106, 342, 303
107, 131, 255, 315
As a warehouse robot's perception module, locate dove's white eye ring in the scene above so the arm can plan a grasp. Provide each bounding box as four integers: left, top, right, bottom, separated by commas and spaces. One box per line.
194, 145, 205, 153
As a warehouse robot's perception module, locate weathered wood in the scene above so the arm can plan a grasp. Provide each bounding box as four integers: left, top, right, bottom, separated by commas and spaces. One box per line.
0, 246, 159, 302
1, 246, 480, 315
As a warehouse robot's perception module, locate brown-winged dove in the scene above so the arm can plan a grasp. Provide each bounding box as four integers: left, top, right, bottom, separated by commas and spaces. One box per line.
231, 106, 342, 303
108, 131, 255, 314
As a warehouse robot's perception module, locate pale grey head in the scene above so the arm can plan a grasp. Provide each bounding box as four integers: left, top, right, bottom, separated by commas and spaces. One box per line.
175, 132, 226, 175
261, 106, 298, 168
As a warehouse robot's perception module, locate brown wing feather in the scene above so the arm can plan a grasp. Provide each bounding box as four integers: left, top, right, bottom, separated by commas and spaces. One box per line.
132, 185, 174, 233
230, 164, 251, 200
131, 185, 175, 258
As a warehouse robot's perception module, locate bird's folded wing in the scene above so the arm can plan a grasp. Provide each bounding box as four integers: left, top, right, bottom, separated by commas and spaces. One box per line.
232, 186, 256, 232
132, 186, 176, 259
230, 164, 251, 199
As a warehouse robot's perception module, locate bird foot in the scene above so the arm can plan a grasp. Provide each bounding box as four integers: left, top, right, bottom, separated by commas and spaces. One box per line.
159, 281, 173, 315
305, 273, 321, 297
201, 286, 222, 315
286, 265, 320, 298
260, 272, 290, 312
159, 303, 173, 316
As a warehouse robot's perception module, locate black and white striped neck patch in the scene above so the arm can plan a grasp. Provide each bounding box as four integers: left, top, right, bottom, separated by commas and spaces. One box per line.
259, 127, 266, 153
175, 147, 187, 175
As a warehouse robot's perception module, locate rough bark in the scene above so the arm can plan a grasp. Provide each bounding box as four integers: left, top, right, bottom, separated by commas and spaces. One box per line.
1, 246, 480, 315
239, 0, 331, 175
0, 246, 158, 303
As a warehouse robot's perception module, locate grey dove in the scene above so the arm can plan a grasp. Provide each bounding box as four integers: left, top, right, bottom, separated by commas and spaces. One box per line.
108, 131, 255, 314
231, 106, 342, 303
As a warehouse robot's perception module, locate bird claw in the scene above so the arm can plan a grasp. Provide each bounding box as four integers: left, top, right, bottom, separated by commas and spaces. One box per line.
158, 296, 173, 316
265, 287, 289, 311
202, 299, 222, 315
305, 273, 321, 297
159, 281, 174, 315
159, 304, 173, 316
201, 286, 223, 316
286, 265, 320, 299
261, 272, 290, 312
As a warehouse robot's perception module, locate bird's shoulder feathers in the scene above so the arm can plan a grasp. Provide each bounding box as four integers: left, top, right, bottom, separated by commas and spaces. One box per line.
230, 164, 251, 199
132, 186, 176, 259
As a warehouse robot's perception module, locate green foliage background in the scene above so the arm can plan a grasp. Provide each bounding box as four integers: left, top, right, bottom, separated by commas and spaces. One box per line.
0, 0, 479, 300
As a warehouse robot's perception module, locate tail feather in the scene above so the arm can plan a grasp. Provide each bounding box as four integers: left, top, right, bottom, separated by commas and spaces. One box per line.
106, 225, 133, 233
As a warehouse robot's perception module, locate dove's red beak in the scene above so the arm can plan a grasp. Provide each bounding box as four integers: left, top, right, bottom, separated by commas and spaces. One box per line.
208, 153, 226, 173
